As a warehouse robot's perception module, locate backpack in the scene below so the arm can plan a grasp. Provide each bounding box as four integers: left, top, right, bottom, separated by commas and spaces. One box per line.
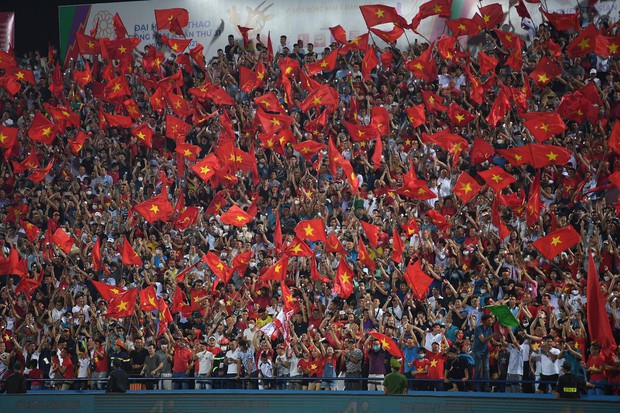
458, 353, 475, 367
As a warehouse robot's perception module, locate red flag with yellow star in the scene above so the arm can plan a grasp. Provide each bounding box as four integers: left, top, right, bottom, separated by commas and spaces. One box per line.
134, 194, 174, 223
478, 166, 516, 192
521, 112, 567, 142
260, 256, 289, 282
106, 287, 139, 319
162, 35, 191, 53
157, 296, 173, 336
139, 285, 158, 311
609, 121, 620, 155
358, 235, 376, 273
172, 285, 192, 316
203, 252, 232, 283
391, 227, 404, 264
595, 34, 620, 57
360, 4, 407, 28
52, 228, 74, 254
220, 205, 252, 227
532, 226, 581, 260
283, 237, 314, 257
295, 219, 327, 243
369, 331, 403, 358
566, 24, 598, 58
19, 220, 40, 242
403, 260, 433, 300
447, 102, 476, 127
28, 112, 58, 145
0, 126, 17, 149
75, 32, 101, 55
190, 153, 220, 183
306, 49, 338, 75
175, 142, 202, 162
405, 45, 436, 82
360, 220, 381, 248
205, 191, 228, 216
401, 218, 420, 237
477, 3, 504, 29
421, 89, 447, 114
325, 232, 348, 255
528, 57, 562, 89
280, 282, 298, 312
121, 236, 143, 266
454, 172, 482, 204
446, 18, 478, 37
541, 9, 579, 31
154, 8, 189, 31
334, 258, 355, 299
131, 123, 153, 148
405, 104, 426, 128
410, 0, 452, 31
298, 84, 339, 112
253, 91, 286, 113
91, 280, 122, 302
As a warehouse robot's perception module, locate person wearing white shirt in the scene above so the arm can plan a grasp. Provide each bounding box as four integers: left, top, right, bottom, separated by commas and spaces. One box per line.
195, 343, 215, 389
506, 330, 529, 393
538, 337, 560, 394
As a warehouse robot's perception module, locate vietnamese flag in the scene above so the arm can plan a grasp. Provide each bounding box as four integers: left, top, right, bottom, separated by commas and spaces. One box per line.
134, 194, 174, 223
9, 68, 36, 84
298, 84, 339, 112
139, 286, 158, 311
306, 49, 338, 75
52, 228, 74, 254
256, 108, 294, 134
492, 198, 511, 240
203, 252, 231, 283
310, 256, 330, 283
155, 8, 189, 31
529, 57, 562, 89
529, 144, 572, 168
369, 331, 403, 358
15, 276, 41, 300
391, 227, 404, 264
163, 35, 192, 53
477, 51, 498, 75
334, 258, 355, 299
325, 232, 348, 255
532, 226, 581, 260
191, 153, 220, 183
205, 191, 227, 216
410, 0, 452, 31
254, 91, 285, 113
239, 66, 258, 92
540, 8, 579, 31
403, 260, 433, 300
447, 17, 478, 37
405, 104, 426, 128
358, 235, 376, 273
283, 237, 314, 257
29, 158, 54, 184
586, 253, 617, 357
405, 45, 437, 82
361, 46, 379, 80
369, 26, 404, 44
92, 238, 104, 273
345, 121, 378, 143
157, 297, 173, 337
131, 123, 153, 148
165, 114, 191, 141
19, 220, 40, 242
359, 4, 406, 28
232, 250, 253, 276
426, 209, 451, 232
609, 121, 620, 155
172, 285, 192, 317
121, 236, 143, 266
295, 219, 327, 243
68, 131, 89, 155
595, 34, 620, 57
281, 282, 298, 312
526, 171, 543, 227
421, 90, 447, 114
106, 287, 138, 319
260, 256, 289, 282
91, 280, 122, 304
522, 112, 567, 142
28, 112, 58, 145
454, 172, 482, 204
477, 3, 504, 29
220, 205, 252, 227
112, 13, 128, 38
0, 126, 17, 149
329, 25, 348, 44
479, 166, 516, 192
566, 24, 598, 58
102, 111, 133, 129
486, 87, 510, 126
293, 140, 324, 162
75, 32, 101, 55
360, 220, 381, 248
175, 142, 201, 162
401, 217, 420, 237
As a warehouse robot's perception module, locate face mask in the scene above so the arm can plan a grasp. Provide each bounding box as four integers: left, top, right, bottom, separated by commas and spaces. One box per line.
249, 262, 256, 268
86, 190, 92, 196
576, 274, 582, 280
480, 289, 487, 294
554, 291, 561, 298
221, 346, 228, 351
571, 290, 579, 295
604, 276, 611, 282
373, 345, 380, 351
460, 293, 467, 298
248, 324, 255, 330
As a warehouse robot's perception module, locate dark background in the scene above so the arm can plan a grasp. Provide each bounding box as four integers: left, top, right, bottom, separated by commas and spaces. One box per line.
0, 0, 136, 56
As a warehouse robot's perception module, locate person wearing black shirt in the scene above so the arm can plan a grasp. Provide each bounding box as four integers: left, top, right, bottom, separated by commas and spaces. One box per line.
555, 361, 593, 399
444, 348, 469, 391
106, 359, 129, 393
4, 362, 27, 393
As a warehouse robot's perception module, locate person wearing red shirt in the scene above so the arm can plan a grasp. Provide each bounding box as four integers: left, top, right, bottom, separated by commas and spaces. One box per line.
91, 338, 108, 390
586, 343, 607, 396
172, 338, 194, 389
56, 348, 75, 390
412, 347, 430, 390
427, 341, 446, 391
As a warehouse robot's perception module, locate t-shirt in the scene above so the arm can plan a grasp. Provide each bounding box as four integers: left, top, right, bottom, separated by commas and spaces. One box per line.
383, 371, 408, 394
586, 354, 607, 382
172, 346, 192, 373
556, 373, 585, 398
427, 352, 445, 379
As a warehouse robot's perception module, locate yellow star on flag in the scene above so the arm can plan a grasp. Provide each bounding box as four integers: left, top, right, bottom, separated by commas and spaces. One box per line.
15, 71, 24, 79
137, 132, 146, 140
608, 43, 619, 54
578, 38, 590, 50
235, 215, 247, 222
42, 127, 51, 136
491, 174, 503, 183
537, 72, 549, 83
433, 5, 442, 13
270, 118, 281, 126
312, 96, 322, 105
87, 41, 95, 49
551, 236, 562, 246
184, 149, 192, 157
148, 296, 156, 307
455, 114, 465, 123
291, 244, 303, 254
546, 151, 558, 161
375, 8, 385, 18
200, 166, 211, 175
116, 300, 128, 312
149, 205, 160, 214
340, 271, 351, 284
514, 154, 523, 162
539, 123, 550, 132
460, 183, 472, 194
118, 45, 127, 54
275, 264, 282, 273
303, 224, 315, 236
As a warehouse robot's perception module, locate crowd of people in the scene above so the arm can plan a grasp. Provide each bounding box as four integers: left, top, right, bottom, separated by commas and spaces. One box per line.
0, 4, 619, 397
